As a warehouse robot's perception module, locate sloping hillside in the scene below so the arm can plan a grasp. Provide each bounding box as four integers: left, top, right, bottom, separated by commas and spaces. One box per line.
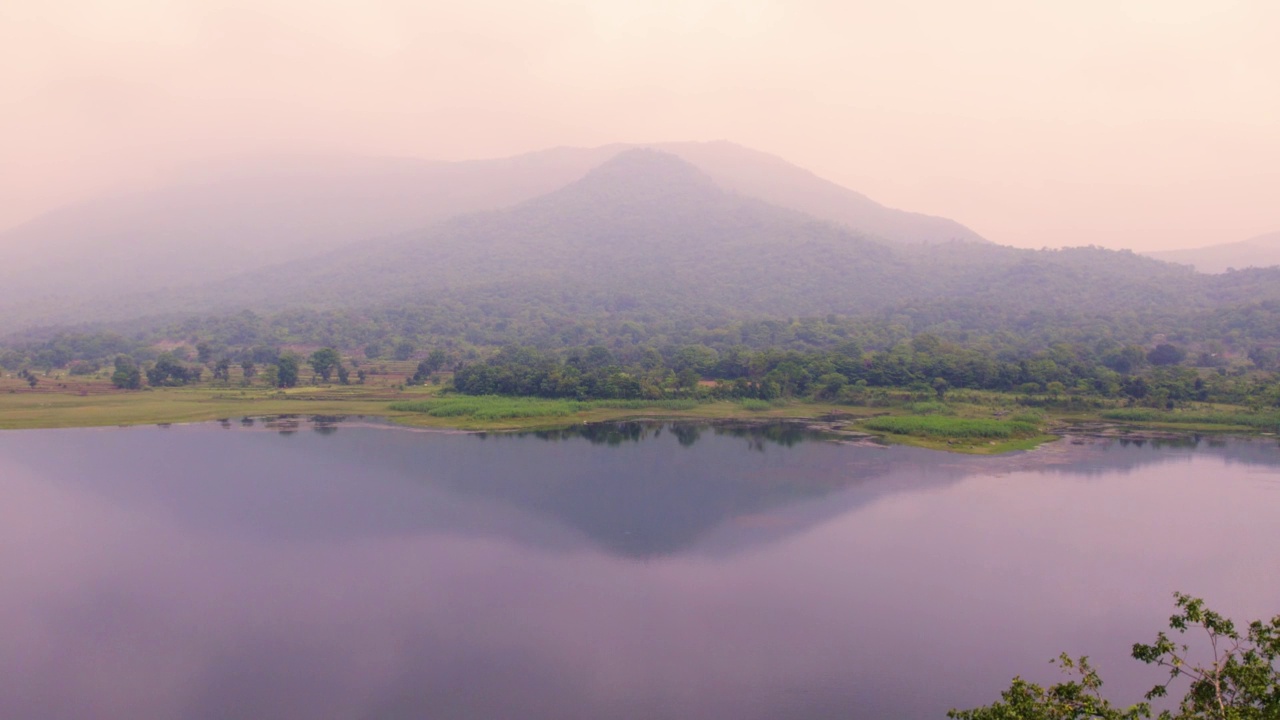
657, 141, 984, 245
0, 141, 982, 326
150, 149, 910, 319
8, 149, 1279, 344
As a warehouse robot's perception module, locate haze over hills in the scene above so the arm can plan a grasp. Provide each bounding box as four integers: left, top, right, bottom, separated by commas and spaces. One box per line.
11, 148, 1280, 346
137, 151, 1274, 321
7, 149, 906, 328
1146, 231, 1280, 274
0, 140, 984, 320
0, 148, 615, 304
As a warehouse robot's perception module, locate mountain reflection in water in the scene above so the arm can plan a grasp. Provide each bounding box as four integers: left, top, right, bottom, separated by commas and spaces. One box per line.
1, 421, 1279, 720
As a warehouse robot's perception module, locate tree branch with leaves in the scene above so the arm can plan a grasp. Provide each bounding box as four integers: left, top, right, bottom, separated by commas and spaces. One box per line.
950, 593, 1280, 720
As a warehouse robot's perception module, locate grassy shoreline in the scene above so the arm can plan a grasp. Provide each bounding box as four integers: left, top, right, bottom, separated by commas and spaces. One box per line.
2, 382, 1275, 454
0, 384, 854, 432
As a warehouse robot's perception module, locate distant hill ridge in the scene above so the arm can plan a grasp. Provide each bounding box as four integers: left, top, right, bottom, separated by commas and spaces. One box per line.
1146, 231, 1280, 273
13, 148, 1280, 341
9, 146, 1280, 342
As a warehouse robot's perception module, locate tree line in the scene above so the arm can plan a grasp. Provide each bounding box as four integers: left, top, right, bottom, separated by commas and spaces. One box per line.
93, 348, 365, 390
5, 321, 1280, 408
448, 341, 1280, 408
7, 293, 1280, 380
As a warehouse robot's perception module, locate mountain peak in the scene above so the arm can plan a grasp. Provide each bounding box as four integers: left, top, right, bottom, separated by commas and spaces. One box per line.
550, 148, 721, 208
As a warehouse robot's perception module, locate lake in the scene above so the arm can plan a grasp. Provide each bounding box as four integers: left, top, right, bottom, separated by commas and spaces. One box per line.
1, 418, 1278, 719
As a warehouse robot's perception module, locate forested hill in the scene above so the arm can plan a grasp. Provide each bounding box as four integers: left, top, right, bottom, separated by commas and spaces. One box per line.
6, 148, 1280, 352
87, 150, 1278, 318
9, 150, 912, 325
0, 140, 982, 330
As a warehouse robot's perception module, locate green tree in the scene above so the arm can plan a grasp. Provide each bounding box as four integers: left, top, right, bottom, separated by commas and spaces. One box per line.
814, 372, 848, 400
212, 357, 232, 383
676, 367, 701, 393
410, 350, 450, 384
0, 350, 23, 371
951, 654, 1148, 720
951, 593, 1280, 720
1148, 344, 1187, 367
146, 352, 200, 386
912, 333, 943, 355
672, 345, 718, 375
308, 348, 341, 382
410, 360, 432, 385
424, 348, 449, 373
111, 355, 142, 390
1105, 345, 1149, 374
276, 353, 300, 388
68, 361, 99, 376
240, 359, 257, 384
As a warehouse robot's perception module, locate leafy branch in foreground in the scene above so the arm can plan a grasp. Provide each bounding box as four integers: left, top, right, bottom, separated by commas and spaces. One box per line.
949, 593, 1280, 720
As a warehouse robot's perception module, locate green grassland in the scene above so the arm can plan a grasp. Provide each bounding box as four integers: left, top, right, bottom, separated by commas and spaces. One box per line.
0, 384, 402, 430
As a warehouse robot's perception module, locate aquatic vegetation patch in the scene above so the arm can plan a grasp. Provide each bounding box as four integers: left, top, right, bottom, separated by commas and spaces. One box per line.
863, 416, 1039, 439
587, 399, 702, 411
738, 398, 784, 411
390, 397, 580, 419
1100, 409, 1280, 430
389, 396, 703, 420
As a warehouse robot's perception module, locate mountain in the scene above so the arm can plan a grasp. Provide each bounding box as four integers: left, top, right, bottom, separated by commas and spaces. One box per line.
9, 148, 1280, 346
109, 149, 911, 321
1146, 231, 1280, 273
0, 141, 983, 330
39, 149, 1255, 333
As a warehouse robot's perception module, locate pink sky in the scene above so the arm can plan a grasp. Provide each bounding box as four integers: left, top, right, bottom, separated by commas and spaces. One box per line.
2, 0, 1277, 250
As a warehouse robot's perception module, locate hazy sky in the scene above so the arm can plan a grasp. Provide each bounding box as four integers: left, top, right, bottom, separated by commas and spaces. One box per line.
2, 0, 1277, 250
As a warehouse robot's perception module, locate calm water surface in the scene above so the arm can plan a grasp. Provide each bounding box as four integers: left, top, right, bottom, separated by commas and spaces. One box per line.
1, 419, 1278, 719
